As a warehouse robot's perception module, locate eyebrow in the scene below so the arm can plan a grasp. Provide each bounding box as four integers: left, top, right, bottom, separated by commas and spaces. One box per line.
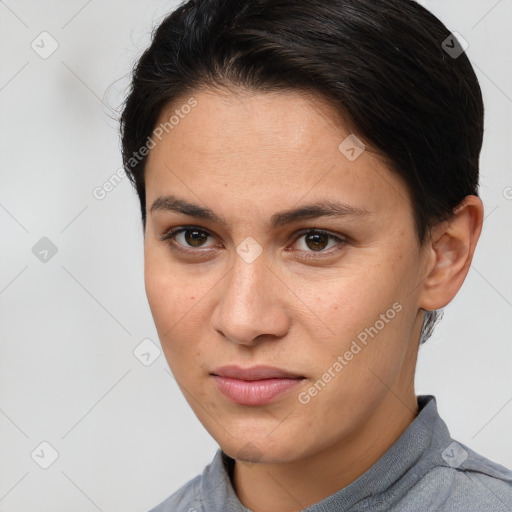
149, 194, 371, 228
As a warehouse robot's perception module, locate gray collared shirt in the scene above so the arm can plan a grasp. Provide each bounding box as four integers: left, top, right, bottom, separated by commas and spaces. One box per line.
149, 395, 512, 511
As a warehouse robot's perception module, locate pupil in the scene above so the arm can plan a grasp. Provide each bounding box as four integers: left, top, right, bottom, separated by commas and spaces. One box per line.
306, 233, 328, 251
185, 230, 207, 247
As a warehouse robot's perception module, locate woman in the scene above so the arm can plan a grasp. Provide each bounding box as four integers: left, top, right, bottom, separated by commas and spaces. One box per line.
120, 0, 512, 510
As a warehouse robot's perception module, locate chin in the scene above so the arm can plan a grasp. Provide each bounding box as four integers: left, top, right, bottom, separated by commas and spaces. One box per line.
219, 433, 302, 465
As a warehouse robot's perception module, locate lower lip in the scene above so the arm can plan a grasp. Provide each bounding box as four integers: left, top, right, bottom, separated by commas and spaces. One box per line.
212, 376, 304, 406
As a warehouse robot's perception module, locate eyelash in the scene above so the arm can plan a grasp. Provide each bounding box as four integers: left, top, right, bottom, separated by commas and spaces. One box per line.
160, 225, 347, 259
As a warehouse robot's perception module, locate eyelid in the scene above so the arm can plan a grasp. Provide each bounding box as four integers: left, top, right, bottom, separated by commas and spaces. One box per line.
287, 228, 347, 258
160, 225, 348, 257
160, 225, 220, 253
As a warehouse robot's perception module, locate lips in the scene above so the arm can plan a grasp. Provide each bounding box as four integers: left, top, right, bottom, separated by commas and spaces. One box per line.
211, 365, 304, 380
210, 365, 305, 406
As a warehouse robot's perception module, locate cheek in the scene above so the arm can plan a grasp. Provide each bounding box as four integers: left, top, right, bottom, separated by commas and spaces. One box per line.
144, 249, 193, 334
143, 249, 216, 363
299, 258, 410, 359
300, 265, 388, 325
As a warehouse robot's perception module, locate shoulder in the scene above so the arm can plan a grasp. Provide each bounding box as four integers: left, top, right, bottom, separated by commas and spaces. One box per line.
148, 474, 203, 512
146, 449, 234, 512
397, 442, 512, 511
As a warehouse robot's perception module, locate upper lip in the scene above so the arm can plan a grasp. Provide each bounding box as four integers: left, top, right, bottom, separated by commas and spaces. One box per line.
211, 365, 304, 381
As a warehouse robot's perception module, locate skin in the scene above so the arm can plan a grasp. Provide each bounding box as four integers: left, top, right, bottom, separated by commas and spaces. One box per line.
143, 88, 483, 512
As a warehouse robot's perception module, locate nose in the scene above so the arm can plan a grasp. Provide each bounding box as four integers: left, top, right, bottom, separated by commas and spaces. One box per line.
211, 251, 291, 347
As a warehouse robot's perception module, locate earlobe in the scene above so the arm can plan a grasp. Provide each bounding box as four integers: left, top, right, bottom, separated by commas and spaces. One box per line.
418, 195, 484, 311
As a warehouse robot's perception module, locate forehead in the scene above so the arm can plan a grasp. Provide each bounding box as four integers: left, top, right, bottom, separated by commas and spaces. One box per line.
150, 88, 351, 164
145, 88, 412, 222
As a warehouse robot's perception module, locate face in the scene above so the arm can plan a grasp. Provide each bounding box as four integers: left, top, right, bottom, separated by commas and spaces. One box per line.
143, 88, 429, 464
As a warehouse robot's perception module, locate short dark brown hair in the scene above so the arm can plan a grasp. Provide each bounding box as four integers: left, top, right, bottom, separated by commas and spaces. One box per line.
120, 0, 484, 342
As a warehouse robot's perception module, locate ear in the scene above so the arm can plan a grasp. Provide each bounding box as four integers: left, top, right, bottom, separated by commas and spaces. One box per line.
418, 195, 484, 311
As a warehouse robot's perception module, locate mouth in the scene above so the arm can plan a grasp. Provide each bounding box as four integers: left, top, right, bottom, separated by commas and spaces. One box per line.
210, 365, 306, 406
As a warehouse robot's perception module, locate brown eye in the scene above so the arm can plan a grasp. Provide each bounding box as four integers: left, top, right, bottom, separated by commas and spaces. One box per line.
184, 229, 209, 247
161, 226, 217, 252
290, 229, 347, 258
304, 232, 330, 251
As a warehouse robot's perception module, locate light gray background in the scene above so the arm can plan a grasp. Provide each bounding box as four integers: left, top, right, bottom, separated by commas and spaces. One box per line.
0, 0, 511, 511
